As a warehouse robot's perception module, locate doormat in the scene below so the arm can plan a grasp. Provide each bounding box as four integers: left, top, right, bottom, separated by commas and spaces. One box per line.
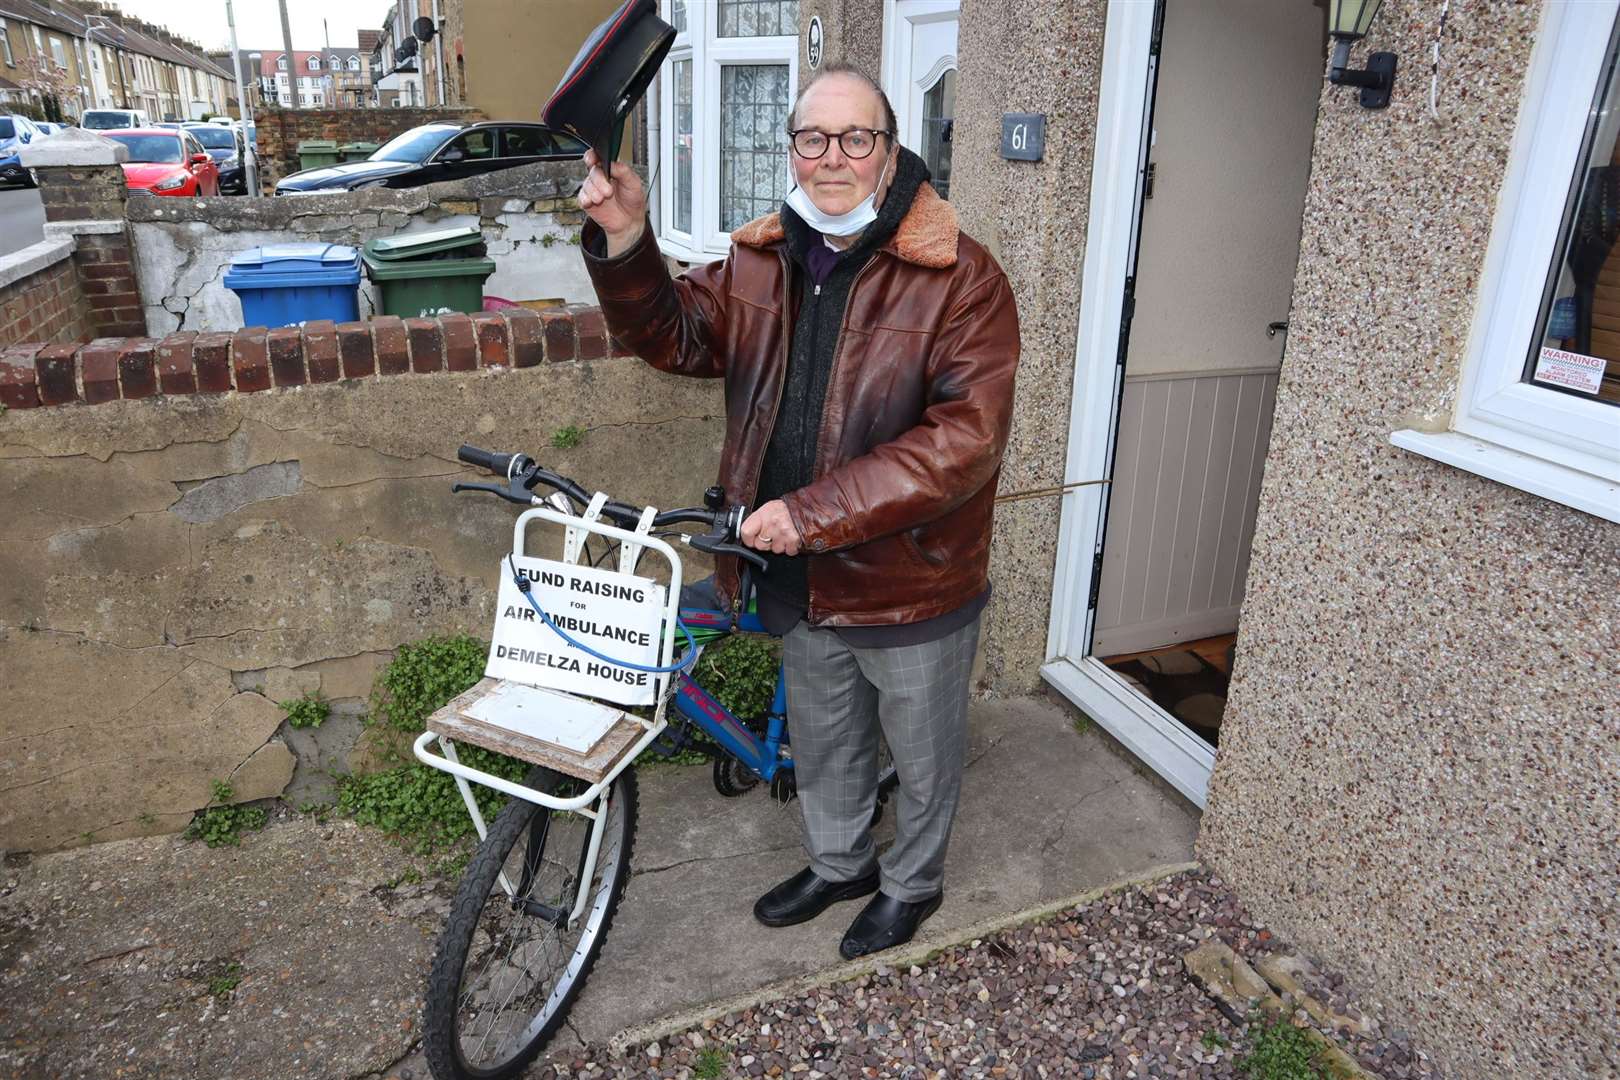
1106, 650, 1228, 743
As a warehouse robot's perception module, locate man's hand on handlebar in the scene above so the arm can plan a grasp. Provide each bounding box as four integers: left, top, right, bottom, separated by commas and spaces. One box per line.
740, 500, 802, 557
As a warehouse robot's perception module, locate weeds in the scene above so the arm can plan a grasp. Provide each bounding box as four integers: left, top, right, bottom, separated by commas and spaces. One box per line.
692, 1047, 728, 1079
550, 424, 585, 450
208, 962, 243, 999
1236, 1017, 1326, 1080
184, 781, 268, 848
281, 690, 330, 730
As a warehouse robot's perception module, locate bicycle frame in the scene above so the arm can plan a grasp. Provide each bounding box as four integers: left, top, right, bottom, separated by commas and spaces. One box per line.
669, 598, 793, 781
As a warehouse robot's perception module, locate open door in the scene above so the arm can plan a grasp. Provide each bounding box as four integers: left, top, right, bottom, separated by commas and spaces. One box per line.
1043, 0, 1325, 806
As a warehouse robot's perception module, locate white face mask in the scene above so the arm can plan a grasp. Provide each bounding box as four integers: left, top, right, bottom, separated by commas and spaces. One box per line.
784, 151, 897, 237
785, 185, 879, 237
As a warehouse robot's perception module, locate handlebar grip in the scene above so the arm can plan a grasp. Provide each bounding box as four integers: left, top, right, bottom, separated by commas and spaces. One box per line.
457, 444, 515, 476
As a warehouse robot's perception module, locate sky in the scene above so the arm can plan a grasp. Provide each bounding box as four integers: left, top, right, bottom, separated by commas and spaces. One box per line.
99, 0, 397, 53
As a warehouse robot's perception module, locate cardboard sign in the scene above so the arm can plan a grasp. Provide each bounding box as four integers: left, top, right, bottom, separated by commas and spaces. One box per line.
1533, 346, 1605, 395
486, 554, 667, 706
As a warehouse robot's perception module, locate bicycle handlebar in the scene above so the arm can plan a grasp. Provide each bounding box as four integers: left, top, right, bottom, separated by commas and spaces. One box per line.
454, 443, 769, 571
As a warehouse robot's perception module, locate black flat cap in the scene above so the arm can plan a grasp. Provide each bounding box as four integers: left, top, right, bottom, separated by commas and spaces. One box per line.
542, 0, 675, 176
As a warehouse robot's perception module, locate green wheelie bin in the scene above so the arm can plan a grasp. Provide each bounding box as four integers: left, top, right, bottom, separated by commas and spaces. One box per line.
296, 139, 341, 170
362, 226, 497, 319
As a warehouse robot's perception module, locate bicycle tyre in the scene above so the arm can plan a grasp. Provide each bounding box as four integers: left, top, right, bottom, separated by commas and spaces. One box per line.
423, 765, 637, 1080
872, 737, 900, 826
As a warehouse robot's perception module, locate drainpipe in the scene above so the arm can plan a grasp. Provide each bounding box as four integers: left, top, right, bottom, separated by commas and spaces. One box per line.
431, 0, 445, 106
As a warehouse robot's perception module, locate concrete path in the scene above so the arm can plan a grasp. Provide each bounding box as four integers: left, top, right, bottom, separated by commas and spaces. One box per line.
0, 693, 1199, 1080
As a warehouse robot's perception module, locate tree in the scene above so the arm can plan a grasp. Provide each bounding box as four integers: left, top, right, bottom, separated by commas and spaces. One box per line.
14, 52, 80, 121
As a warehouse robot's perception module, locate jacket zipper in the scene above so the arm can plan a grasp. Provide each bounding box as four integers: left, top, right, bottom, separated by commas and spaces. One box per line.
733, 247, 795, 616
803, 254, 881, 626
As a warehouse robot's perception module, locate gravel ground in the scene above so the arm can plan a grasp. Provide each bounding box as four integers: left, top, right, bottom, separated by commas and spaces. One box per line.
529, 869, 1441, 1080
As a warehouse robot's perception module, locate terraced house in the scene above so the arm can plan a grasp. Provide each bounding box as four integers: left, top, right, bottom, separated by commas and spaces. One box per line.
0, 0, 234, 121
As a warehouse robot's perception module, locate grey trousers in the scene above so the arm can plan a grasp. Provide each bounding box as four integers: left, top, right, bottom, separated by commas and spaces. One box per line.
782, 616, 980, 902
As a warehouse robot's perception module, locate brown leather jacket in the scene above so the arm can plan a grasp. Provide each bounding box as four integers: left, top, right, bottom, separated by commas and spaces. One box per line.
582, 184, 1020, 626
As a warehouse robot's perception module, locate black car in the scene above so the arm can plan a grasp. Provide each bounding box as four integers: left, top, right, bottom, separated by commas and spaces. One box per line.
181, 123, 247, 195
274, 122, 587, 194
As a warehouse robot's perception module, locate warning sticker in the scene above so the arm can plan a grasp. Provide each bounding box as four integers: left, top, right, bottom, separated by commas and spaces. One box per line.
1533, 347, 1605, 395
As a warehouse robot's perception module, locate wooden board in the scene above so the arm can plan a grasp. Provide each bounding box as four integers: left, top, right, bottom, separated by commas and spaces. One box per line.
426, 677, 647, 784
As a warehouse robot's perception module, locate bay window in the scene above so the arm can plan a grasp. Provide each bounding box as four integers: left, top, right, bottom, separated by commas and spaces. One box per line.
1394, 0, 1620, 522
658, 0, 799, 261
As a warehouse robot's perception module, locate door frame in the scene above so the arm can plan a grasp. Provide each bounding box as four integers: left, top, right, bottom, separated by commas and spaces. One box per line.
881, 0, 959, 151
1039, 0, 1218, 809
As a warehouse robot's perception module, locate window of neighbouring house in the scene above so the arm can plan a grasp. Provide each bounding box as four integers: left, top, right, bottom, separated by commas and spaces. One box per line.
719, 0, 799, 38
1393, 0, 1620, 522
659, 0, 797, 260
719, 64, 790, 230
50, 37, 66, 70
673, 57, 693, 235
1, 27, 11, 67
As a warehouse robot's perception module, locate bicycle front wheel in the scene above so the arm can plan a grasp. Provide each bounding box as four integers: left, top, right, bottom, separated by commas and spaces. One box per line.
424, 765, 637, 1080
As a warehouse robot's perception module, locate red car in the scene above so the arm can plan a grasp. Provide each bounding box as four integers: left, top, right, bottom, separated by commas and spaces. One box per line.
104, 128, 220, 196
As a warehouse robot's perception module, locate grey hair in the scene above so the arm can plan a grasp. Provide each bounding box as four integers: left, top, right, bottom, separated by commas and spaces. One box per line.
787, 61, 898, 137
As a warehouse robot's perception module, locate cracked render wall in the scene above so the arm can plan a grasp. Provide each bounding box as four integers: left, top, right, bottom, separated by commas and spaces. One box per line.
126, 160, 599, 335
0, 355, 725, 852
1197, 3, 1619, 1077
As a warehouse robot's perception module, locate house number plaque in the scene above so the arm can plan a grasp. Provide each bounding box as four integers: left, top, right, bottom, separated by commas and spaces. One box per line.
1000, 113, 1045, 161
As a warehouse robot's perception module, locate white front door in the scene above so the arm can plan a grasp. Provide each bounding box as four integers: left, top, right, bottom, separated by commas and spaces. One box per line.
883, 0, 958, 196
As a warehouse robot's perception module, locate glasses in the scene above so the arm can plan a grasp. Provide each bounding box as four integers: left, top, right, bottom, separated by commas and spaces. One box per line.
789, 128, 892, 160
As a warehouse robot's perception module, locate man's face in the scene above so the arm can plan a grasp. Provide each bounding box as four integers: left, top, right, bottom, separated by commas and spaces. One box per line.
790, 74, 894, 217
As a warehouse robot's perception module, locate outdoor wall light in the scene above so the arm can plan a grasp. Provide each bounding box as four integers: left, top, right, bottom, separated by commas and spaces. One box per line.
1327, 0, 1397, 109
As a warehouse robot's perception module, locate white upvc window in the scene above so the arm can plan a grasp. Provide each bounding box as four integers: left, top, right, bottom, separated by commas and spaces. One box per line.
657, 0, 799, 262
308, 56, 320, 70
1, 26, 11, 67
1394, 0, 1620, 522
50, 36, 65, 70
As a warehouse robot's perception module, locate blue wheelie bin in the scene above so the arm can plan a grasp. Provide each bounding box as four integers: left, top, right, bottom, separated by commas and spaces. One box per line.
224, 243, 363, 328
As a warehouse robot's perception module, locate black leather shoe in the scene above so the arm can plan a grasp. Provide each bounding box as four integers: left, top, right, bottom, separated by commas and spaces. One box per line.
753, 867, 880, 928
839, 890, 943, 960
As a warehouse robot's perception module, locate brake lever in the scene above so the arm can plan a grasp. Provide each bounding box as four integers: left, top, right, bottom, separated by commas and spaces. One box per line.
451, 479, 535, 505
687, 532, 768, 572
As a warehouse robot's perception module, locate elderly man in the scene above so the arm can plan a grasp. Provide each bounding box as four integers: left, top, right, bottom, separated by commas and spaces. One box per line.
578, 61, 1019, 959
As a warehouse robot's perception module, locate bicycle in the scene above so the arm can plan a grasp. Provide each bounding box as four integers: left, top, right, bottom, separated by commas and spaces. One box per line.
415, 444, 898, 1080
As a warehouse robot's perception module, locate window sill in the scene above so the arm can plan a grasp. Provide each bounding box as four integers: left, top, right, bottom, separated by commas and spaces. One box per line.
656, 234, 724, 266
1390, 428, 1620, 524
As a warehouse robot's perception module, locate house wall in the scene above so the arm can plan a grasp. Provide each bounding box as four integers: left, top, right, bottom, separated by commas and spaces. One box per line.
1197, 3, 1620, 1076
457, 0, 618, 125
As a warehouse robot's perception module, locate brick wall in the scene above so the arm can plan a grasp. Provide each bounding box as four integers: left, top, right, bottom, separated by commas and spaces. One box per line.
30, 161, 146, 338
33, 164, 128, 222
255, 105, 484, 192
0, 304, 620, 409
0, 255, 96, 349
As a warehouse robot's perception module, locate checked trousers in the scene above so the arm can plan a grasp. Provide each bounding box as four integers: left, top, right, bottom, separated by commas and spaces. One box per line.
782, 616, 980, 902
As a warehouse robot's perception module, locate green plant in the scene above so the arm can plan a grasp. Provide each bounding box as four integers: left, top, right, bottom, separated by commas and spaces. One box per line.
693, 1047, 728, 1079
369, 634, 488, 734
1072, 715, 1093, 735
691, 634, 780, 722
1202, 1030, 1229, 1050
208, 962, 243, 998
281, 690, 331, 730
185, 781, 269, 848
1236, 1018, 1326, 1080
550, 424, 585, 449
338, 634, 527, 853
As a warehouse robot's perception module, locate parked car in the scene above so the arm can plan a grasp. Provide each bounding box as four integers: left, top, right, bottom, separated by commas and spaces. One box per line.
82, 108, 151, 130
33, 121, 64, 136
0, 114, 43, 187
182, 122, 247, 195
103, 128, 220, 196
274, 121, 586, 194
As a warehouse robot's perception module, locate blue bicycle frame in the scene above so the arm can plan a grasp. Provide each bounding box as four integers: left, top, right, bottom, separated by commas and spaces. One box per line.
669, 594, 793, 783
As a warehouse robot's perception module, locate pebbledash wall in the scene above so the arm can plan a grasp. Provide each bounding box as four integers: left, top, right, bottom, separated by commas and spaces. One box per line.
920, 0, 1614, 1076
0, 308, 726, 853
128, 160, 599, 335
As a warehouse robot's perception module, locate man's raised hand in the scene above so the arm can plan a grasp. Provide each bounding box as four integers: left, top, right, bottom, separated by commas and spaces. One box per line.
578, 149, 647, 256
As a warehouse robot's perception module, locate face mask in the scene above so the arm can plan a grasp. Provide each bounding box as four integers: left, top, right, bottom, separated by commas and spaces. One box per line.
785, 152, 897, 237
785, 185, 879, 237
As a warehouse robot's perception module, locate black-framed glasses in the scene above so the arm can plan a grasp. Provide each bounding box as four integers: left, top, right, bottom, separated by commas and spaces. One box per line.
789, 128, 892, 160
